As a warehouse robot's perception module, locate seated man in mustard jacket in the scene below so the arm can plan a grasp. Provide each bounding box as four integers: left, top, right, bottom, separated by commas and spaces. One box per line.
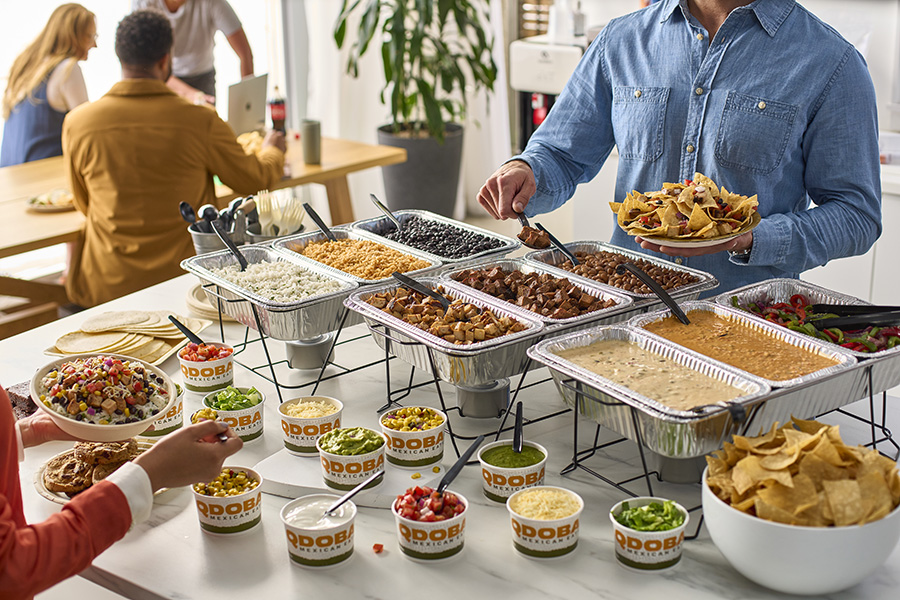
62, 9, 285, 307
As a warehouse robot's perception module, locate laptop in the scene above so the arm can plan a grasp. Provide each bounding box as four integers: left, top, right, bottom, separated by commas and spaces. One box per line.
227, 73, 268, 134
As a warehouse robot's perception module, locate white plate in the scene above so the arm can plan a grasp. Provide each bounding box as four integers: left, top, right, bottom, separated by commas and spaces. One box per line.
25, 189, 75, 213
637, 212, 761, 249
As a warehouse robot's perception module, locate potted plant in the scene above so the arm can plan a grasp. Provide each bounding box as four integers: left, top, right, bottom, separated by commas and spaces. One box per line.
334, 0, 497, 217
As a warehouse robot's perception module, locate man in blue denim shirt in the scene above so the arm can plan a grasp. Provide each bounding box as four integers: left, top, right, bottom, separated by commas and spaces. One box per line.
478, 0, 881, 295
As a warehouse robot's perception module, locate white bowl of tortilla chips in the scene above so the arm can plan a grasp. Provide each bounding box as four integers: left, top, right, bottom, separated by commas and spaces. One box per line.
703, 417, 900, 595
610, 172, 759, 244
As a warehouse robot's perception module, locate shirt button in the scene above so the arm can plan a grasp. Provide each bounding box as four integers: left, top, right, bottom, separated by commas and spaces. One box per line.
696, 33, 704, 41
695, 87, 704, 95
675, 258, 684, 265
758, 101, 767, 110
634, 90, 642, 98
686, 144, 695, 153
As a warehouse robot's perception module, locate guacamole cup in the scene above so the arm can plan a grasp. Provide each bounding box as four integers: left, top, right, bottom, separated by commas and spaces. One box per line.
316, 427, 386, 491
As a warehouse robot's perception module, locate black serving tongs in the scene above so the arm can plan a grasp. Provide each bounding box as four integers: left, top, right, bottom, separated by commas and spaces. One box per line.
302, 202, 337, 241
616, 263, 690, 325
391, 271, 452, 311
810, 303, 900, 316
535, 222, 579, 265
810, 310, 900, 331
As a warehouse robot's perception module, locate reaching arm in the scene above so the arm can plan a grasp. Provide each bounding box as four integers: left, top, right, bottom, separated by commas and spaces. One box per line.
226, 28, 254, 78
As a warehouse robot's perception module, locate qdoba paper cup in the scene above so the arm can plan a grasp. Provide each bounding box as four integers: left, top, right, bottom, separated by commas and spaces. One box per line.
279, 396, 343, 455
178, 342, 234, 393
203, 387, 265, 442
393, 491, 468, 561
380, 406, 446, 468
478, 439, 548, 503
609, 496, 689, 571
281, 494, 357, 568
507, 486, 583, 558
192, 466, 263, 535
316, 427, 386, 491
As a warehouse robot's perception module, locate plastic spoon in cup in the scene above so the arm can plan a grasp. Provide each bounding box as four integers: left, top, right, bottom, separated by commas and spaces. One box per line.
615, 262, 690, 325
392, 271, 452, 311
513, 401, 524, 454
168, 315, 204, 345
210, 219, 249, 271
179, 201, 197, 224
302, 202, 337, 241
437, 435, 485, 495
535, 222, 579, 265
318, 469, 384, 524
370, 194, 402, 232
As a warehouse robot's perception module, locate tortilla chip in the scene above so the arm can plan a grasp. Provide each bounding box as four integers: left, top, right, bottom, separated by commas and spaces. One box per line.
823, 479, 864, 527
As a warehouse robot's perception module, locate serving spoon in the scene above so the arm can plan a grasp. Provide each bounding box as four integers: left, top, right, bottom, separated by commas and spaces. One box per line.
317, 469, 384, 524
515, 212, 551, 250
211, 219, 249, 271
437, 435, 485, 494
615, 263, 690, 325
302, 202, 337, 242
370, 193, 403, 232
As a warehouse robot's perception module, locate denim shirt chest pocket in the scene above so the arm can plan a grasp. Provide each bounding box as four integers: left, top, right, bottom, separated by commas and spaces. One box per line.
612, 86, 669, 161
715, 91, 798, 174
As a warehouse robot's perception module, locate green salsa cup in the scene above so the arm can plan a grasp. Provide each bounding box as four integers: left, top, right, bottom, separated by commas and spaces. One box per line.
477, 439, 548, 503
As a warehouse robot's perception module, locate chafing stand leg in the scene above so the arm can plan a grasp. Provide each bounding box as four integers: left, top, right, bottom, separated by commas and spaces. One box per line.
249, 302, 283, 404
310, 307, 350, 396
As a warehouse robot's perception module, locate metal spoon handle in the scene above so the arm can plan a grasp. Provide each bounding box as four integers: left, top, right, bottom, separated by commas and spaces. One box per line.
302, 202, 336, 241
392, 272, 452, 311
437, 435, 484, 495
211, 219, 249, 271
535, 222, 579, 265
516, 212, 530, 228
616, 263, 690, 325
513, 401, 524, 454
325, 470, 384, 516
168, 315, 204, 345
370, 194, 402, 231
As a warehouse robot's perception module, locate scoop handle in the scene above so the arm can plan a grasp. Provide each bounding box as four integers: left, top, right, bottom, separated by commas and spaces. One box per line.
437, 435, 484, 495
513, 401, 524, 453
616, 262, 690, 325
535, 222, 579, 265
168, 315, 204, 345
302, 202, 337, 241
211, 218, 249, 271
325, 469, 384, 516
370, 194, 403, 231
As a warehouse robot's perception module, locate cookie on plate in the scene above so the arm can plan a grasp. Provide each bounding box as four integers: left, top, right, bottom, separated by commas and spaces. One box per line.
74, 439, 139, 465
92, 460, 128, 485
43, 449, 94, 494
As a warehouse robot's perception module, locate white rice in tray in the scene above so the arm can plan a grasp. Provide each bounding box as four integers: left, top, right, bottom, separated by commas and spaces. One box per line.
209, 261, 344, 303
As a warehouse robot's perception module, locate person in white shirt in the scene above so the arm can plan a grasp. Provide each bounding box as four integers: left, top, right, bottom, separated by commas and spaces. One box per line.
132, 0, 254, 104
0, 3, 96, 167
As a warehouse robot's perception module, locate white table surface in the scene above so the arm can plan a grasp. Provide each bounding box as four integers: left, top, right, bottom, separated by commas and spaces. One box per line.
5, 274, 900, 600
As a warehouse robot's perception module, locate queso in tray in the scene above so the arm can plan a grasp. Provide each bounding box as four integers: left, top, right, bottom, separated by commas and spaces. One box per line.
642, 310, 840, 382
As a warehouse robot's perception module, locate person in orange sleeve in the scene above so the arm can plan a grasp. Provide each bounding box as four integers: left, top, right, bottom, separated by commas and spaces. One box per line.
0, 385, 242, 599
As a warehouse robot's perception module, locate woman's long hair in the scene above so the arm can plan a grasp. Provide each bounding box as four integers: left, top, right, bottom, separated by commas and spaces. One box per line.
2, 3, 95, 118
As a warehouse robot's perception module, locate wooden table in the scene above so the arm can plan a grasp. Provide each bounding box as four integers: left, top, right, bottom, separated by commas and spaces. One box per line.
0, 137, 406, 337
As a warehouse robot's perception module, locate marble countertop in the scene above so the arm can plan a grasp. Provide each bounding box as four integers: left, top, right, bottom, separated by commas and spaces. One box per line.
6, 275, 900, 600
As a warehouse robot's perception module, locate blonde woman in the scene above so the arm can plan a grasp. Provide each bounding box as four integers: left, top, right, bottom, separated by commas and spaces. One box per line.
1, 4, 97, 167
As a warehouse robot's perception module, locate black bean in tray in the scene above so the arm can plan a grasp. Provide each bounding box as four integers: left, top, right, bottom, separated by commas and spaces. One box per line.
381, 216, 504, 259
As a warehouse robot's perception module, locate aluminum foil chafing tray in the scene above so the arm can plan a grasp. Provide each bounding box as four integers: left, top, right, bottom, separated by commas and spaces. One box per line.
439, 258, 636, 333
528, 325, 771, 458
271, 226, 443, 285
714, 278, 900, 394
628, 301, 857, 389
181, 245, 359, 341
523, 240, 718, 308
351, 209, 520, 268
343, 277, 544, 386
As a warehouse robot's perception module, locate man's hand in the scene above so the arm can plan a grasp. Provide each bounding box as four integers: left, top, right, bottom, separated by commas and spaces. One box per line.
166, 75, 215, 105
636, 232, 753, 257
16, 412, 80, 448
133, 420, 242, 493
477, 160, 536, 220
263, 129, 287, 153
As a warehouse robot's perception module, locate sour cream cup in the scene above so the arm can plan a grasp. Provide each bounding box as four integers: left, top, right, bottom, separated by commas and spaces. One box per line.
281, 494, 357, 568
478, 440, 548, 503
141, 383, 184, 437
316, 427, 386, 491
278, 396, 343, 455
393, 490, 468, 561
191, 466, 263, 535
507, 486, 583, 559
203, 387, 265, 442
178, 342, 234, 393
609, 496, 689, 571
380, 406, 447, 468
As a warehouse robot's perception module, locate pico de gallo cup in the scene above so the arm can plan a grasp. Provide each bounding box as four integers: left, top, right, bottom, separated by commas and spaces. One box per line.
178, 342, 234, 393
316, 427, 386, 491
191, 466, 263, 535
140, 383, 184, 437
380, 406, 447, 468
280, 494, 357, 568
478, 439, 548, 503
609, 496, 689, 571
507, 486, 583, 559
392, 487, 468, 561
278, 396, 343, 456
203, 386, 265, 442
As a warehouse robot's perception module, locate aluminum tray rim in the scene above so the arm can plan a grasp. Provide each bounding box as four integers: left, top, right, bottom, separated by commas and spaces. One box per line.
439, 257, 635, 326
712, 278, 900, 362
628, 300, 857, 388
349, 208, 521, 263
180, 245, 358, 311
528, 325, 771, 420
523, 239, 718, 299
344, 276, 544, 355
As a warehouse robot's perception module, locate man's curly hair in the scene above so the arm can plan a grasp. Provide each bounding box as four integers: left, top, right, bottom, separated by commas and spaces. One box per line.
115, 10, 173, 67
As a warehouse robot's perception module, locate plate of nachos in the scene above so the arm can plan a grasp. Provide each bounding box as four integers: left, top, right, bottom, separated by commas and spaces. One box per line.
609, 173, 760, 248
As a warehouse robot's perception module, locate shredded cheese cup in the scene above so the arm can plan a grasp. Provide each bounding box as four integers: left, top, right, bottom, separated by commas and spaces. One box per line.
509, 488, 580, 520
285, 400, 338, 418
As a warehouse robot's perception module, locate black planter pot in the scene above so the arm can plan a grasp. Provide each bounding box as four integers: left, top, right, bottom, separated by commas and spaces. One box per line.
377, 123, 463, 218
